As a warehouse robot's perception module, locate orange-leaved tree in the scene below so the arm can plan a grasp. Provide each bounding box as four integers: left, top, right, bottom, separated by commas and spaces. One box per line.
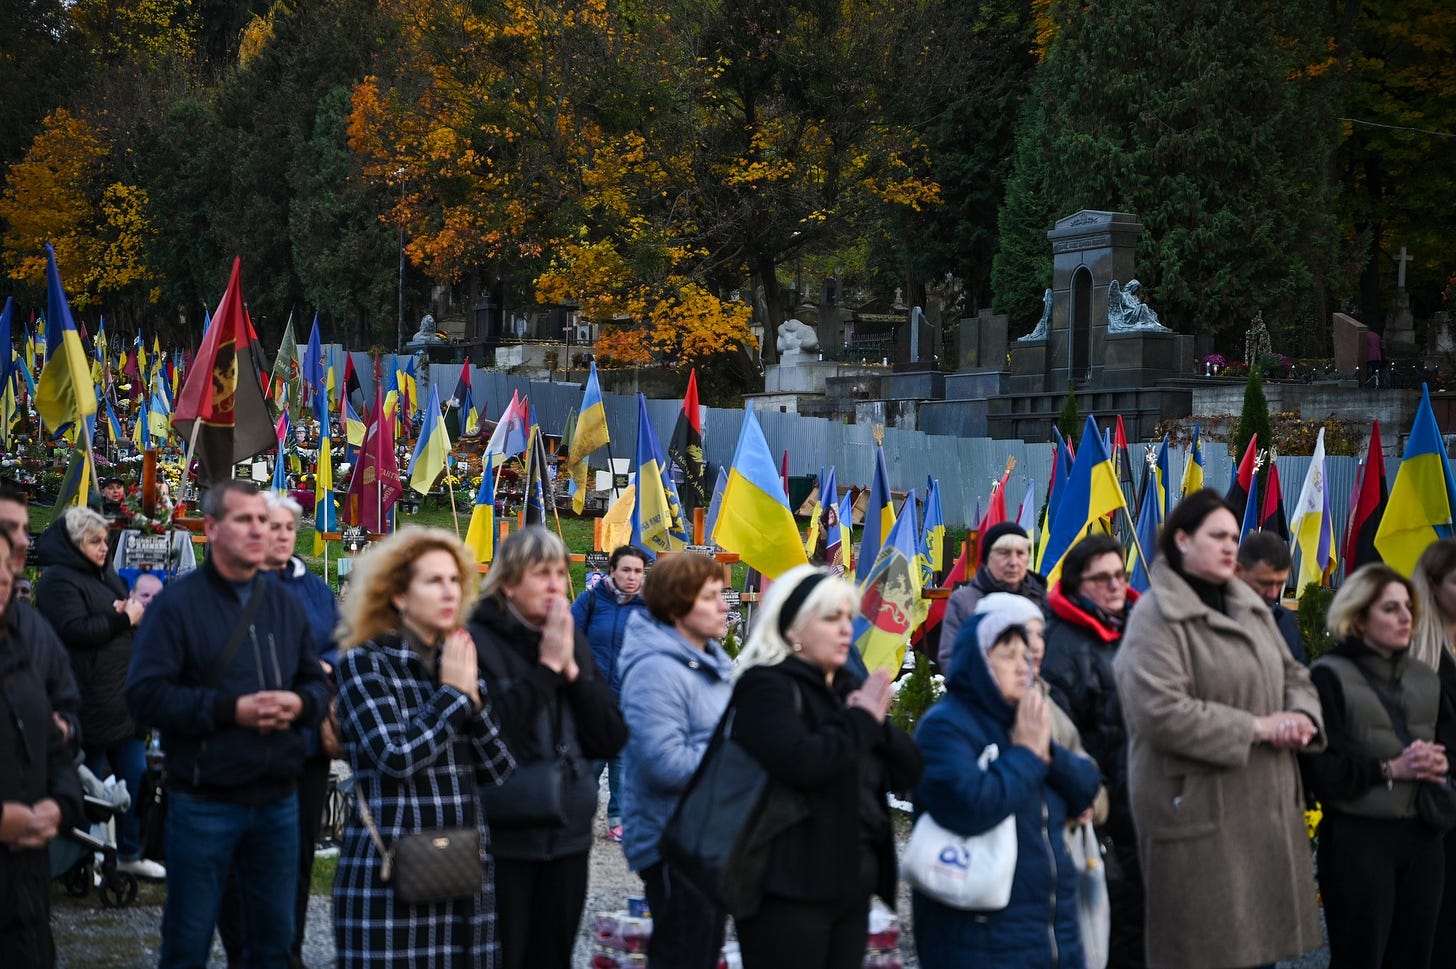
0, 107, 161, 309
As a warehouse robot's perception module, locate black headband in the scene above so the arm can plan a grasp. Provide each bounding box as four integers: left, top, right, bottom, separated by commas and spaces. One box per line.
778, 571, 830, 640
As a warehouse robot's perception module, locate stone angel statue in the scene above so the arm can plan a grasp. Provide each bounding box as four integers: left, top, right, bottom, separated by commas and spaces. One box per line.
1107, 279, 1171, 332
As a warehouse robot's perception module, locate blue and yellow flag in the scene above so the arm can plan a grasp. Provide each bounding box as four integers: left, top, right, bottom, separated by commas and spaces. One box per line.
0, 299, 16, 447
35, 244, 98, 437
1041, 416, 1132, 585
313, 417, 337, 556
568, 362, 609, 514
922, 476, 946, 578
464, 472, 496, 564
632, 393, 686, 558
407, 383, 450, 495
711, 402, 809, 578
1129, 461, 1162, 593
803, 466, 831, 558
1181, 423, 1205, 503
857, 443, 893, 584
852, 488, 928, 675
1375, 385, 1456, 575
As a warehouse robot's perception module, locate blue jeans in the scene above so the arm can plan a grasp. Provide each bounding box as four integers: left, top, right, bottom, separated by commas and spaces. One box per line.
84, 738, 148, 859
593, 757, 622, 825
159, 788, 298, 969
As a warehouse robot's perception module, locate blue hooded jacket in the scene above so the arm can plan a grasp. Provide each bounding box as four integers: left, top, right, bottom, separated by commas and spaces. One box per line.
913, 612, 1100, 969
616, 610, 734, 872
569, 578, 647, 696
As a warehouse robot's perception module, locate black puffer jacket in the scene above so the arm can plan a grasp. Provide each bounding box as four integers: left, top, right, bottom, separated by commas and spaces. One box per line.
34, 519, 137, 750
1, 606, 84, 965
467, 596, 627, 861
1041, 583, 1138, 838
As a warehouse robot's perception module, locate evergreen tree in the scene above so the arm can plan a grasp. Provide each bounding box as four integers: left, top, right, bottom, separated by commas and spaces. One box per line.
1232, 368, 1272, 462
1056, 381, 1080, 443
992, 0, 1340, 343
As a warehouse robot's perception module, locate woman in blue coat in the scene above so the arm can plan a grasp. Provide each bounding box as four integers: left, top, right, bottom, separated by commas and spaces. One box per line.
914, 609, 1101, 969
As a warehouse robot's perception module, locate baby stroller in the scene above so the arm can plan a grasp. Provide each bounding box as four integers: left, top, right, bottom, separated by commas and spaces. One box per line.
50, 763, 140, 908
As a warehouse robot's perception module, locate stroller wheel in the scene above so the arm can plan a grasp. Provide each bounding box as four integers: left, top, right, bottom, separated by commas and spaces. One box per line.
99, 871, 139, 908
64, 864, 92, 898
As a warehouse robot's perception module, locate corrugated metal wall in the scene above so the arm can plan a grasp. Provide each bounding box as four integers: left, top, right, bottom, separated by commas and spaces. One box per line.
328, 355, 1390, 540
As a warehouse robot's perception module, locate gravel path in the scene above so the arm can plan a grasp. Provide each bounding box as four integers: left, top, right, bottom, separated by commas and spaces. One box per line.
52, 782, 1330, 968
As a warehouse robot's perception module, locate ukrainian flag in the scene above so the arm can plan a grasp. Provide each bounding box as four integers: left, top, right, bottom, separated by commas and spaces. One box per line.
922, 476, 946, 577
313, 417, 337, 556
35, 245, 98, 437
406, 384, 450, 494
464, 473, 495, 563
1041, 416, 1131, 584
857, 443, 893, 584
631, 393, 686, 558
852, 488, 928, 675
1180, 423, 1205, 503
1375, 384, 1456, 575
568, 362, 609, 514
711, 402, 809, 578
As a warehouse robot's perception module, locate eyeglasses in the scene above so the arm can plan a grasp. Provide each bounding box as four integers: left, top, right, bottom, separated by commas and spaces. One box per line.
1081, 571, 1127, 589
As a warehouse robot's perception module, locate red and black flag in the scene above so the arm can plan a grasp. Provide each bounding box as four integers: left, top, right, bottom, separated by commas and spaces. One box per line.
1259, 455, 1290, 541
668, 368, 708, 513
1345, 421, 1388, 569
342, 383, 402, 533
173, 258, 277, 487
1225, 435, 1260, 523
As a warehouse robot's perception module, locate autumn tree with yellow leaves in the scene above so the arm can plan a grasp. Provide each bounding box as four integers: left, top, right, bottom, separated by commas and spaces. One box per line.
0, 107, 160, 311
347, 0, 939, 373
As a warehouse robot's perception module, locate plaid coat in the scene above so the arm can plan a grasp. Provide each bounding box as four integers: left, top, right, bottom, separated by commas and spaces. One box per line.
333, 633, 515, 969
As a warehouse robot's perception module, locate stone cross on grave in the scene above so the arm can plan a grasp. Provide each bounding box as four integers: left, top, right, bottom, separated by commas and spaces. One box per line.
1395, 246, 1414, 289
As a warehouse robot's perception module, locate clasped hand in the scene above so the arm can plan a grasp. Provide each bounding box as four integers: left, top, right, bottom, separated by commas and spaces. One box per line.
235, 690, 303, 734
1391, 740, 1449, 782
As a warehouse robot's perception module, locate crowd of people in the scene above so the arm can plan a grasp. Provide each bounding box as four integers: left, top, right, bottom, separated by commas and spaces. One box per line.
5, 478, 1456, 969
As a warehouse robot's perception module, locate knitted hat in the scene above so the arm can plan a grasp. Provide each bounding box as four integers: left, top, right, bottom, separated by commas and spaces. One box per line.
973, 608, 1029, 658
974, 591, 1043, 628
979, 521, 1030, 564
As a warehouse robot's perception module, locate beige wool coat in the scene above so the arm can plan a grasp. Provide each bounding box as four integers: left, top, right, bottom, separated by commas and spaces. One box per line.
1112, 560, 1324, 969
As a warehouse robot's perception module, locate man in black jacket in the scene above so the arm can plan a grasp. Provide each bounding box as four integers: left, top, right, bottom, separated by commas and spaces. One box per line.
1236, 531, 1306, 663
128, 480, 328, 969
0, 483, 82, 746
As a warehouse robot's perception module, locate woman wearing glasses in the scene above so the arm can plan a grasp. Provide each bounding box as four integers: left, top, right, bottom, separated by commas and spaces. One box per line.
1042, 534, 1143, 968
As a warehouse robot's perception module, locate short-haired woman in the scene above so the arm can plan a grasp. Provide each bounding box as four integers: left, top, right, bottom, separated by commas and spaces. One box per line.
1040, 532, 1144, 967
1114, 489, 1324, 968
731, 565, 922, 968
1306, 563, 1451, 969
618, 551, 735, 969
466, 525, 627, 969
1411, 539, 1456, 968
332, 527, 514, 969
34, 506, 157, 878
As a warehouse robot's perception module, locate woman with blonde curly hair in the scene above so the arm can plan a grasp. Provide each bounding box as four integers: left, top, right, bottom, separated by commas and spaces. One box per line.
730, 564, 922, 968
332, 527, 515, 969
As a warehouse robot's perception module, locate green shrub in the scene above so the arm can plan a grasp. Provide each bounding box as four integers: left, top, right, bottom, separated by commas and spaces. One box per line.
1297, 582, 1336, 663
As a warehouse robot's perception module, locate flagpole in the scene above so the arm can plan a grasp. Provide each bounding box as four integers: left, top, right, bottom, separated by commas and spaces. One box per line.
446, 461, 462, 537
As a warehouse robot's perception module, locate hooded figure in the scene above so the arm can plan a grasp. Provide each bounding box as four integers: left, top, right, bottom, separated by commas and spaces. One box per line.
912, 611, 1100, 969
